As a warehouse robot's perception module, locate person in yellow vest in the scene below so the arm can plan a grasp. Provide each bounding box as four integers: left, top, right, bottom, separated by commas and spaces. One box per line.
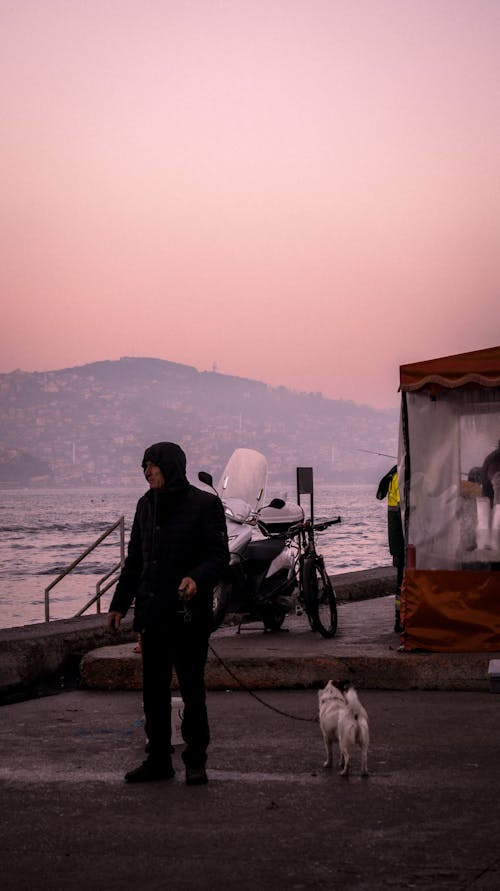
376, 465, 405, 633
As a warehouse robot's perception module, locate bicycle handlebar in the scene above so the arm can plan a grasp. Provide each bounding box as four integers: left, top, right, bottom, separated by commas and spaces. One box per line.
257, 515, 341, 541
282, 515, 342, 538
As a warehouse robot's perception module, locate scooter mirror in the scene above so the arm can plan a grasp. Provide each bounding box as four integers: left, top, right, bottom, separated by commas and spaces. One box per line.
269, 498, 286, 509
198, 471, 214, 488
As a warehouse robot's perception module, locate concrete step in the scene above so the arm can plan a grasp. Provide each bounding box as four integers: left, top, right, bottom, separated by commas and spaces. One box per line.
80, 596, 499, 692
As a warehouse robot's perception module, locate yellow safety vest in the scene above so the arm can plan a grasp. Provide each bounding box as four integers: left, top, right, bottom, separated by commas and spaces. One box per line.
388, 473, 400, 508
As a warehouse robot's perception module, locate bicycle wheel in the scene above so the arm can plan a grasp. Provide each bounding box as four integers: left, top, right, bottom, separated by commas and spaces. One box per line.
212, 581, 231, 631
301, 557, 338, 638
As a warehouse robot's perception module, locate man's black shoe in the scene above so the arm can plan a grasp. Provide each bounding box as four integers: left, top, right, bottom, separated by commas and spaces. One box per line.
125, 759, 175, 783
185, 765, 208, 786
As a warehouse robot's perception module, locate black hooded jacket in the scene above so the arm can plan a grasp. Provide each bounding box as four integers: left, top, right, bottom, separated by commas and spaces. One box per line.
110, 443, 229, 632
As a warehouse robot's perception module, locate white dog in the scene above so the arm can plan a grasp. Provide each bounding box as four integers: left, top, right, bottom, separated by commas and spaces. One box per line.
318, 680, 369, 776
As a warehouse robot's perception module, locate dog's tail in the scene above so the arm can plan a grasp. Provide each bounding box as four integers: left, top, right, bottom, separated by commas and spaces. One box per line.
344, 686, 368, 722
343, 686, 369, 775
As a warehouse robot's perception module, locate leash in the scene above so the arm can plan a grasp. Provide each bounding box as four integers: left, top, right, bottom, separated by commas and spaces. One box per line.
208, 640, 318, 723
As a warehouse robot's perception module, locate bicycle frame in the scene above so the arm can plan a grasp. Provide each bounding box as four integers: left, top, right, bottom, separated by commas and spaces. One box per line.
285, 516, 341, 611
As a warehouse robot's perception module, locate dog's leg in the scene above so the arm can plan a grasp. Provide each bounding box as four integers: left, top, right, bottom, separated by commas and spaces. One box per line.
360, 744, 369, 777
357, 721, 369, 776
339, 746, 350, 776
322, 733, 333, 768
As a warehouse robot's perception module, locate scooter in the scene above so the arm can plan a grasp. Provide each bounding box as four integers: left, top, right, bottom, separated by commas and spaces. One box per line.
198, 447, 307, 632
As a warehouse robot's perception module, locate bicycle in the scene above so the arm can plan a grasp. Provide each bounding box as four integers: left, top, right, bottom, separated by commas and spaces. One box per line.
210, 497, 341, 638
286, 516, 341, 638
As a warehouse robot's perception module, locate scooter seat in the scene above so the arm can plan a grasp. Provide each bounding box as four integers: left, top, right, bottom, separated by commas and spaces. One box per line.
245, 538, 285, 564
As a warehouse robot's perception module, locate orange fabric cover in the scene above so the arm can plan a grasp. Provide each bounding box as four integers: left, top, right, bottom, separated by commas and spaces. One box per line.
400, 346, 500, 392
401, 570, 500, 652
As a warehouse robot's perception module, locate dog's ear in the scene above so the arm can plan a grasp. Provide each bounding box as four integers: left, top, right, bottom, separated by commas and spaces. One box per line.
338, 679, 350, 693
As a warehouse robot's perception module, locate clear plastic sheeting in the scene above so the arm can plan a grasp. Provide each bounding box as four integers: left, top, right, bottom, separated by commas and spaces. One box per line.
401, 388, 500, 571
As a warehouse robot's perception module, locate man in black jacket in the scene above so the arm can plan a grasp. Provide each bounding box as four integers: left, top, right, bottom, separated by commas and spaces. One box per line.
107, 442, 229, 785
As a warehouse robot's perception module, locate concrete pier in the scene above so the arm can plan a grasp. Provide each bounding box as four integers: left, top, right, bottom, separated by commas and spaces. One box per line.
0, 567, 393, 702
2, 566, 499, 700
80, 594, 498, 694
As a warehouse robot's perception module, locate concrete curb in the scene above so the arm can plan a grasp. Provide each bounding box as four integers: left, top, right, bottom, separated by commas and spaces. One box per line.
0, 615, 135, 704
79, 641, 494, 693
332, 565, 397, 602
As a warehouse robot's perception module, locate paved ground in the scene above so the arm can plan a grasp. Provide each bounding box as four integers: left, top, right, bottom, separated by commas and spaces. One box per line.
1, 685, 500, 890
2, 592, 500, 889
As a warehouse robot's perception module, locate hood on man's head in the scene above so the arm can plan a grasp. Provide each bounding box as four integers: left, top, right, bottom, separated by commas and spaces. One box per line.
142, 442, 188, 490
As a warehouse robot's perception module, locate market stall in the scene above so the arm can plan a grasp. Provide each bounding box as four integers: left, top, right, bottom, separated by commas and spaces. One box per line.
399, 346, 500, 651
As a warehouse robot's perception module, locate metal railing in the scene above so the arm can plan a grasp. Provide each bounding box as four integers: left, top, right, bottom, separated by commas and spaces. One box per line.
44, 517, 125, 622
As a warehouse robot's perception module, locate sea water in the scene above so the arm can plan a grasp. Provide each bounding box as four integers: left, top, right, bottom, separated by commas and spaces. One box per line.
0, 483, 389, 629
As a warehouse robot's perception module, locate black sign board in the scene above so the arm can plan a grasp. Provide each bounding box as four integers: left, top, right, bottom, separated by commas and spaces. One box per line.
296, 467, 314, 522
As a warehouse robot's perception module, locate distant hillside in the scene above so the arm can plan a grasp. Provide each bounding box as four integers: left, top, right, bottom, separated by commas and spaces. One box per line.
0, 357, 399, 486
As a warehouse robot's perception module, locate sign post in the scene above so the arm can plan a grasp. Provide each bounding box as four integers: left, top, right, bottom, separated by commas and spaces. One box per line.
296, 466, 314, 524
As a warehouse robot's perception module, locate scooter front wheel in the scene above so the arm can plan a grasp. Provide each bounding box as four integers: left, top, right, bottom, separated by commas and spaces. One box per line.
212, 581, 231, 631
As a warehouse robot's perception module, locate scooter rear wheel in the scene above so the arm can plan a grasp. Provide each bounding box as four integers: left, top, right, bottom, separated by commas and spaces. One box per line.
302, 557, 337, 638
262, 605, 286, 632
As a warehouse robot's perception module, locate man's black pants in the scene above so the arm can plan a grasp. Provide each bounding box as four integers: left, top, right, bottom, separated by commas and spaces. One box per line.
141, 619, 210, 768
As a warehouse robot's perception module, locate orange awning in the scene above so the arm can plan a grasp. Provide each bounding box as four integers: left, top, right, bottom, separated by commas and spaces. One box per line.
400, 346, 500, 392
401, 570, 500, 652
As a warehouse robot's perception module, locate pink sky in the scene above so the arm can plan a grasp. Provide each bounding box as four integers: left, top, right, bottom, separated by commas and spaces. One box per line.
1, 0, 499, 408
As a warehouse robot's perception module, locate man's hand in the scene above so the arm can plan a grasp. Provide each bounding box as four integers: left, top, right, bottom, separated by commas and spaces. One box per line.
107, 610, 123, 634
178, 577, 197, 601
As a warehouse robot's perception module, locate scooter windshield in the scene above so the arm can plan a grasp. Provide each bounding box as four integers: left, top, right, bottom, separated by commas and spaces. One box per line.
217, 448, 268, 513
